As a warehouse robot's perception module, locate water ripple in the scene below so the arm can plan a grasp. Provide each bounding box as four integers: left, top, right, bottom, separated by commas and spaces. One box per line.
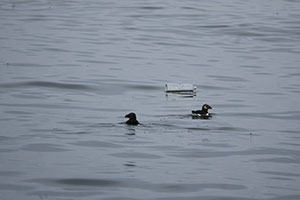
220, 111, 300, 120
71, 140, 124, 148
0, 81, 95, 91
21, 143, 69, 152
27, 178, 245, 193
170, 147, 300, 159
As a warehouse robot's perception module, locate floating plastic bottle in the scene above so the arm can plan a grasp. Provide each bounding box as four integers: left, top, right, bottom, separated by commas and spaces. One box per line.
165, 83, 197, 95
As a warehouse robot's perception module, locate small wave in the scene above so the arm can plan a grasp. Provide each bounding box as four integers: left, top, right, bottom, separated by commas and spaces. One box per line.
71, 140, 124, 148
0, 183, 34, 191
259, 170, 300, 177
0, 81, 94, 91
5, 62, 50, 67
197, 25, 231, 29
138, 6, 165, 10
27, 177, 246, 193
253, 157, 300, 164
170, 147, 300, 159
221, 111, 300, 120
32, 178, 119, 187
206, 75, 248, 82
119, 83, 162, 91
110, 152, 162, 159
0, 170, 25, 177
21, 143, 69, 152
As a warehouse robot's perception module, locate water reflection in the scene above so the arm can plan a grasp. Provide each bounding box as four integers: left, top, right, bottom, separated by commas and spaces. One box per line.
126, 127, 136, 136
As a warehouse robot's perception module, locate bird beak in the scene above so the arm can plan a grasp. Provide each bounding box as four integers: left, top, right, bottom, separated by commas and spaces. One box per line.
208, 105, 212, 109
125, 114, 129, 118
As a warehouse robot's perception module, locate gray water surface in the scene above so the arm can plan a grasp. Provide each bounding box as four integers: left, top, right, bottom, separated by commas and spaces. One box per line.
1, 0, 300, 200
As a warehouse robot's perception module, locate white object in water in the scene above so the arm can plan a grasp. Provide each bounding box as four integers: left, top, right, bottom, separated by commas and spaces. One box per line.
165, 83, 197, 93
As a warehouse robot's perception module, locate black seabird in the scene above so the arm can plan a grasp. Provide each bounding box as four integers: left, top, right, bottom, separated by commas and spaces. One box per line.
125, 112, 139, 125
192, 104, 212, 118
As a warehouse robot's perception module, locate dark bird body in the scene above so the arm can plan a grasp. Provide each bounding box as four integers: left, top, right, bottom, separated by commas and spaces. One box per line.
125, 112, 139, 125
192, 104, 212, 118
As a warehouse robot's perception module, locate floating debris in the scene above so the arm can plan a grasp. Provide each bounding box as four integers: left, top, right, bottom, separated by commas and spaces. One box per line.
165, 83, 197, 95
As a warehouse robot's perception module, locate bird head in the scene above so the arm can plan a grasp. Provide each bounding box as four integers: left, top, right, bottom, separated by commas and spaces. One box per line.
125, 112, 137, 119
202, 104, 212, 110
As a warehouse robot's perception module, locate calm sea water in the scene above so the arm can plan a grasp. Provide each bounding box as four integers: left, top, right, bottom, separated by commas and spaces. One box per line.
1, 0, 300, 199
